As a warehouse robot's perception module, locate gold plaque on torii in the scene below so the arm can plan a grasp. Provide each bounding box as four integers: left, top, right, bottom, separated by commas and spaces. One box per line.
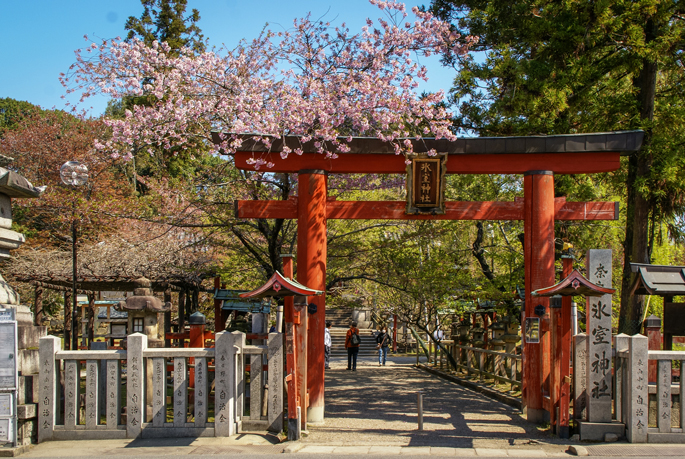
406, 153, 447, 214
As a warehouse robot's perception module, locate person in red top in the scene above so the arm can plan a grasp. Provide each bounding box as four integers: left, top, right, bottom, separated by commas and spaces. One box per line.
345, 321, 360, 371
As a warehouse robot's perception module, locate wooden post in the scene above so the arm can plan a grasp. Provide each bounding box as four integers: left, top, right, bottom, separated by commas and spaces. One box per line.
393, 314, 398, 352
297, 170, 327, 424
550, 302, 560, 432
164, 288, 172, 347
295, 297, 308, 430
64, 291, 72, 351
281, 254, 300, 439
87, 293, 96, 346
188, 313, 206, 390
643, 315, 661, 383
558, 256, 572, 438
178, 289, 186, 337
523, 171, 555, 423
214, 277, 224, 332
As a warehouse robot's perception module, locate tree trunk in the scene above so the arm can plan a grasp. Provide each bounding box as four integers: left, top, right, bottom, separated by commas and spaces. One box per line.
472, 222, 495, 281
87, 293, 96, 346
178, 289, 186, 332
192, 287, 199, 312
618, 47, 657, 335
164, 288, 172, 347
34, 286, 43, 327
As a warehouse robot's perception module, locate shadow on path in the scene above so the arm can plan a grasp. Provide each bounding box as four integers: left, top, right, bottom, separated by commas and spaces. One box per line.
304, 356, 562, 449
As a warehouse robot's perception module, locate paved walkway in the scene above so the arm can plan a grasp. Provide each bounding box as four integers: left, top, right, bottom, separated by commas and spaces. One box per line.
297, 353, 568, 455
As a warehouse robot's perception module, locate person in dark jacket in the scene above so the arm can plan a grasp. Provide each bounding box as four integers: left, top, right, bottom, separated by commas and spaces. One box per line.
345, 321, 360, 371
376, 326, 390, 366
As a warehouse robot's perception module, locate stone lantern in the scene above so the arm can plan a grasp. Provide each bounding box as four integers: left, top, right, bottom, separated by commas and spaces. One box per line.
490, 320, 506, 350
0, 161, 45, 446
117, 277, 171, 348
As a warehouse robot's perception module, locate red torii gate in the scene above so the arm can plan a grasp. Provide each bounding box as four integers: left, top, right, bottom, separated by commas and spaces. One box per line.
215, 130, 643, 425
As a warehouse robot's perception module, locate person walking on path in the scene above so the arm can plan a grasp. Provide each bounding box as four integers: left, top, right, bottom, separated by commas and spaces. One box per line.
376, 326, 390, 366
324, 321, 332, 369
345, 321, 360, 371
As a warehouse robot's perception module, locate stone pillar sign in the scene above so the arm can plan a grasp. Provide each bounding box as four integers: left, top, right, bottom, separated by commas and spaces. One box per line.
585, 249, 613, 422
126, 333, 146, 438
573, 333, 588, 421
626, 334, 648, 442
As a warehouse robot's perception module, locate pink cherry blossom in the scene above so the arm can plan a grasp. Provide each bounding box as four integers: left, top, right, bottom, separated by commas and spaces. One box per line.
61, 1, 477, 168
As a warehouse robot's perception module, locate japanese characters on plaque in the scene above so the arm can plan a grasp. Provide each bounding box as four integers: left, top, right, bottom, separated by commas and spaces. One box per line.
627, 334, 648, 442
585, 249, 613, 423
406, 154, 447, 215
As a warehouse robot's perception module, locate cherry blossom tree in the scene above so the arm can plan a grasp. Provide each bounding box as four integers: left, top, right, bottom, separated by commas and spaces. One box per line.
61, 0, 476, 168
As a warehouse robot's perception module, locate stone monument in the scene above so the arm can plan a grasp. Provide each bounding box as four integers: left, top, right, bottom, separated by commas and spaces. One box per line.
577, 249, 625, 441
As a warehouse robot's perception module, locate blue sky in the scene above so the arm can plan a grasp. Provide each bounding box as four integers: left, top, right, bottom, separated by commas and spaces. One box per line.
0, 0, 456, 117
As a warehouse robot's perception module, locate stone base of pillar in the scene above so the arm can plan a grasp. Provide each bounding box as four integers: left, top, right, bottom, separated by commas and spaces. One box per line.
307, 405, 325, 424
288, 413, 301, 441
577, 420, 625, 442
524, 407, 549, 424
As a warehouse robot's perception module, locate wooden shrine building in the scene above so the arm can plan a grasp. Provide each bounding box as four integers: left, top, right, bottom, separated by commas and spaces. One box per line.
215, 130, 644, 425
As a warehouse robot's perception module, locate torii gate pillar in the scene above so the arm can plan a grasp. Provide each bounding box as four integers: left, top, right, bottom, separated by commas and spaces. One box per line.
523, 171, 555, 422
297, 170, 328, 423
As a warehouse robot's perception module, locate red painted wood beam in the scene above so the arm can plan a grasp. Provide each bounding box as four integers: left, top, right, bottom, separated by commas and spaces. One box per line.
297, 172, 327, 424
282, 256, 299, 428
523, 172, 556, 423
559, 257, 573, 437
235, 198, 618, 221
234, 151, 621, 174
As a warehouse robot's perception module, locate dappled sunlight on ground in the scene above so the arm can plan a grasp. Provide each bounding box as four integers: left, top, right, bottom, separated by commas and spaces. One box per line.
303, 355, 562, 449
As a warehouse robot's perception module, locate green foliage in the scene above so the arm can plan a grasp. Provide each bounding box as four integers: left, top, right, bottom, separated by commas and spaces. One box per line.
0, 98, 41, 136
125, 0, 206, 55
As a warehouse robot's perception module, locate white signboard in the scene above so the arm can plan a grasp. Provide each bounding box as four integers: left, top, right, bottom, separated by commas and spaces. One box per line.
0, 323, 16, 390
0, 419, 9, 442
0, 309, 17, 446
0, 394, 10, 416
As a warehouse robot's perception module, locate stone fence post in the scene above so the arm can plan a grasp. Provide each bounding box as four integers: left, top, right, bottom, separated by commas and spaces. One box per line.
215, 331, 244, 436
626, 334, 648, 443
267, 332, 284, 433
38, 336, 60, 443
614, 333, 629, 424
127, 333, 147, 438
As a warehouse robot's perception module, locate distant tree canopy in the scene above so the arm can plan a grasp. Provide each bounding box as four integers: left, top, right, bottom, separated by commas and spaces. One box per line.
124, 0, 206, 55
431, 0, 685, 334
0, 98, 41, 136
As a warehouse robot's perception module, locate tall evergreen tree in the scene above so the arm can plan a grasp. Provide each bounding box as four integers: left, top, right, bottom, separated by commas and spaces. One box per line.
432, 0, 685, 334
125, 0, 206, 55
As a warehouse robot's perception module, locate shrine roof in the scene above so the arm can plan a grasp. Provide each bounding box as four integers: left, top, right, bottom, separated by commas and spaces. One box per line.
212, 130, 644, 156
531, 269, 615, 297
239, 271, 323, 299
0, 167, 46, 198
629, 263, 685, 296
215, 288, 270, 313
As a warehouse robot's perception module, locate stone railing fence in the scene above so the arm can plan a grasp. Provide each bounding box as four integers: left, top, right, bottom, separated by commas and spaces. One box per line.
37, 331, 283, 442
437, 341, 521, 391
615, 334, 685, 443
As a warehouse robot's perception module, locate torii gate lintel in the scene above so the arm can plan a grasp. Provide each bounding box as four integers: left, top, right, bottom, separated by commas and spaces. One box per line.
218, 131, 643, 428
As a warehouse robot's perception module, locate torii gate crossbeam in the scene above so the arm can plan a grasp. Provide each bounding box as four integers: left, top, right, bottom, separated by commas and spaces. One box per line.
218, 130, 643, 426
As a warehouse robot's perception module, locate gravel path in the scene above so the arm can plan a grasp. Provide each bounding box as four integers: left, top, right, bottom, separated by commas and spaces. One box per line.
303, 354, 564, 450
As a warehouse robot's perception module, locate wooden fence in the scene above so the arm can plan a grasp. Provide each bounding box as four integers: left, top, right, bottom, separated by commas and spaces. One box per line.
38, 331, 283, 442
437, 341, 521, 391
